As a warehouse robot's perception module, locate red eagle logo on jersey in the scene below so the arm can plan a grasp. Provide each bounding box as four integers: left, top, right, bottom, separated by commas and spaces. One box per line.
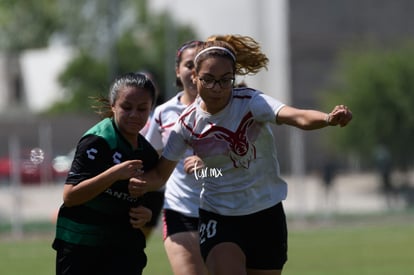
205, 113, 256, 168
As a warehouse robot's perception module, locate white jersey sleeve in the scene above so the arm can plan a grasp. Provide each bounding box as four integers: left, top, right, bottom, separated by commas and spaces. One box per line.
249, 91, 285, 123
144, 108, 164, 151
162, 109, 191, 162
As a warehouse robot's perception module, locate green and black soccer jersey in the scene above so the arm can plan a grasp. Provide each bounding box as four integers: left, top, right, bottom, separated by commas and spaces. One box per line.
53, 118, 159, 250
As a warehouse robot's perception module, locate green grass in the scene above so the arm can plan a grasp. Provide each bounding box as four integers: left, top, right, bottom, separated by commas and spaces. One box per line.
0, 236, 55, 274
284, 224, 414, 275
0, 218, 413, 275
0, 230, 172, 275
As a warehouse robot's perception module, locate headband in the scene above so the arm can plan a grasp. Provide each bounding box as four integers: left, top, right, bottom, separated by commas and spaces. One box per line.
194, 46, 236, 64
176, 40, 203, 60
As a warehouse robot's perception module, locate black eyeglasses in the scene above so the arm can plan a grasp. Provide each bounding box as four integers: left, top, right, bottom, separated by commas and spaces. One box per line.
198, 77, 235, 89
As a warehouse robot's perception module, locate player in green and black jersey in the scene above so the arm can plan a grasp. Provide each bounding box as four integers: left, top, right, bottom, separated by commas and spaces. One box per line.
52, 72, 159, 275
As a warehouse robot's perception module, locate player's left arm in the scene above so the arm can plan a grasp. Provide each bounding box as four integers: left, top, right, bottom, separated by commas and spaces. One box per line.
276, 105, 352, 130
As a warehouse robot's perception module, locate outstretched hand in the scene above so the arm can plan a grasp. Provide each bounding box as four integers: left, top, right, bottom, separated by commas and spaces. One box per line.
328, 105, 353, 127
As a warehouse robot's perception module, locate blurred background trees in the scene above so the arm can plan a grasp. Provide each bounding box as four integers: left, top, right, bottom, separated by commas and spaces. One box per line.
49, 0, 197, 114
322, 42, 414, 172
0, 0, 60, 109
1, 0, 197, 115
1, 0, 414, 174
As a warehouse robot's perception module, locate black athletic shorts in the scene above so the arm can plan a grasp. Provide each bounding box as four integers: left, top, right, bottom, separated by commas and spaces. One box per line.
199, 202, 288, 270
55, 241, 147, 275
163, 209, 199, 240
142, 190, 164, 227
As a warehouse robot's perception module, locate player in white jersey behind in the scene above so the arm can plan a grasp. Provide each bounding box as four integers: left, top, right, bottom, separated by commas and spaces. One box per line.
144, 40, 208, 275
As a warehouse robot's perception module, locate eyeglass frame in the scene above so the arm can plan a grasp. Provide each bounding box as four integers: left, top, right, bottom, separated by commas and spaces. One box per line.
197, 77, 235, 89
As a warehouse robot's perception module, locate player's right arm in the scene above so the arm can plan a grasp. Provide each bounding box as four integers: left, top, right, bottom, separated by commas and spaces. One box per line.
64, 159, 142, 207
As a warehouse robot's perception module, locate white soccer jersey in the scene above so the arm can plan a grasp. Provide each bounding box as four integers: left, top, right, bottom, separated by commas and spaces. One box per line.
163, 88, 288, 216
145, 92, 201, 217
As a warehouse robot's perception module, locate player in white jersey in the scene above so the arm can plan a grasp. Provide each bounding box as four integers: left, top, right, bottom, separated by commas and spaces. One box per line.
129, 35, 353, 275
144, 40, 207, 275
136, 70, 166, 240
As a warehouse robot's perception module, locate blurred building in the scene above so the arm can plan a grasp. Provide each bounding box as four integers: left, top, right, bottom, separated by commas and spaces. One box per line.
0, 44, 80, 160
288, 0, 414, 172
0, 44, 73, 114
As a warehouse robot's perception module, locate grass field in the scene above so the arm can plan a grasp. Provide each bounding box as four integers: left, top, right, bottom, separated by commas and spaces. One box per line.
1, 215, 413, 275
